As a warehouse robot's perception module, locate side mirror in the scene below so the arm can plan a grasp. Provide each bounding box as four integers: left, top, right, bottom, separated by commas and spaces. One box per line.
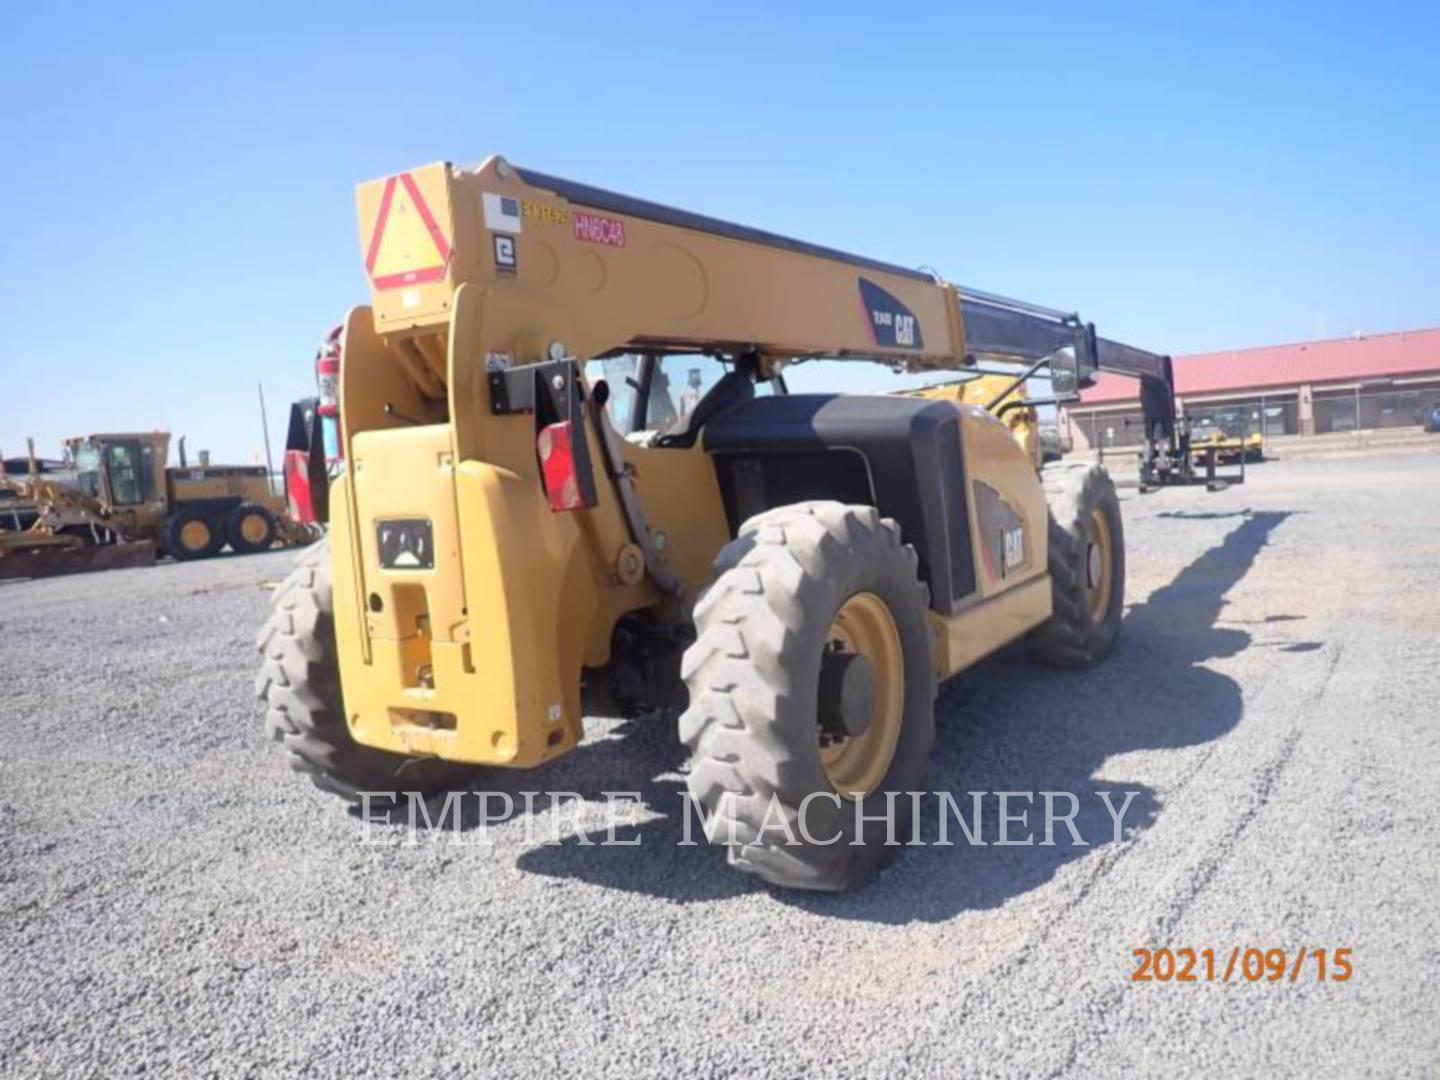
1050, 350, 1080, 396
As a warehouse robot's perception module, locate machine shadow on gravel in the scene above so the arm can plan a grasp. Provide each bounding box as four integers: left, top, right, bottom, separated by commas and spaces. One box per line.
504, 512, 1294, 915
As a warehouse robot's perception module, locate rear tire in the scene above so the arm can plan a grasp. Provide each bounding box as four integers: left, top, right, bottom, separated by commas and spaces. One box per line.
679, 502, 935, 892
1029, 462, 1125, 668
164, 507, 223, 560
226, 502, 278, 554
255, 540, 474, 804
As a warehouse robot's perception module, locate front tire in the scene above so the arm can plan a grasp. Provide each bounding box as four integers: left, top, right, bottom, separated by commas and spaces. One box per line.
679, 502, 935, 892
255, 540, 473, 804
1028, 462, 1125, 668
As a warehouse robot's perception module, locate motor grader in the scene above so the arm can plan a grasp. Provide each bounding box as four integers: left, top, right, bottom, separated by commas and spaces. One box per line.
63, 432, 291, 560
0, 432, 293, 579
257, 155, 1186, 890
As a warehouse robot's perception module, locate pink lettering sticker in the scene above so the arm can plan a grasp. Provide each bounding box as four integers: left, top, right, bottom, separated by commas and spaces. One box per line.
572, 212, 626, 248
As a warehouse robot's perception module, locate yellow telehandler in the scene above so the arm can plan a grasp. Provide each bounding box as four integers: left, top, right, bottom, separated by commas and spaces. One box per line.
257, 155, 1187, 890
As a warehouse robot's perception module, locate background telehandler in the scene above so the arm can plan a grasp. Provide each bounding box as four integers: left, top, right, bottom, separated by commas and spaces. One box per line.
257, 155, 1188, 890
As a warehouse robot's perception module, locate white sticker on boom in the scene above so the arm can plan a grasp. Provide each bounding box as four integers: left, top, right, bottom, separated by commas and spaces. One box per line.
482, 192, 523, 234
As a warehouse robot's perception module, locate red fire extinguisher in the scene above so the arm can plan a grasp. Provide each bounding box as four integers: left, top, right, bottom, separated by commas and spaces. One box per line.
316, 325, 343, 464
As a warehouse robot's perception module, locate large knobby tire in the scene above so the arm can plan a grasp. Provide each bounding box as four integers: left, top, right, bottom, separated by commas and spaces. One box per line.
679, 502, 935, 892
164, 507, 223, 561
255, 540, 473, 804
227, 502, 278, 554
1028, 462, 1125, 668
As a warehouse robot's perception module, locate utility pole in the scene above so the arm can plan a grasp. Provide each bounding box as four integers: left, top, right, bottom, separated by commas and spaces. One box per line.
258, 381, 277, 496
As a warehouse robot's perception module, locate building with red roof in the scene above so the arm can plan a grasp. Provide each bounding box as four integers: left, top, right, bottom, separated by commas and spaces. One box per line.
1064, 327, 1440, 450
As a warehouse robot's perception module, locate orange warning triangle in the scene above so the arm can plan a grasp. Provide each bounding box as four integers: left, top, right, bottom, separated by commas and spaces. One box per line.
365, 173, 451, 290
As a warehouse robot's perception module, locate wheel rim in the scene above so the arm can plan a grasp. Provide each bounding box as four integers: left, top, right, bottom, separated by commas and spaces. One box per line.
239, 512, 269, 544
180, 519, 210, 552
818, 592, 904, 798
1083, 507, 1112, 623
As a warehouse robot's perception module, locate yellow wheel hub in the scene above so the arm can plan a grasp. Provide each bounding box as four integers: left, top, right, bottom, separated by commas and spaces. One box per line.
239, 513, 269, 544
1083, 508, 1112, 623
818, 592, 904, 798
180, 519, 211, 552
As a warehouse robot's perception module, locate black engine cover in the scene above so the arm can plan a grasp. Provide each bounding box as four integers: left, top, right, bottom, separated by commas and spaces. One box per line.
702, 394, 975, 615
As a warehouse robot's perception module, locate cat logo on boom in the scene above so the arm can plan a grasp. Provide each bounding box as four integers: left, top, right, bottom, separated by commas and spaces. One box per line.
858, 277, 924, 349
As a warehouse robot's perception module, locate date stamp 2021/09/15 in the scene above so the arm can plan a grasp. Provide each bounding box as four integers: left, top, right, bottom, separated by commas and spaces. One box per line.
1132, 947, 1353, 983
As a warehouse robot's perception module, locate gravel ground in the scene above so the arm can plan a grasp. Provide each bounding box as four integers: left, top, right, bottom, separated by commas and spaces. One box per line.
3, 452, 1438, 1077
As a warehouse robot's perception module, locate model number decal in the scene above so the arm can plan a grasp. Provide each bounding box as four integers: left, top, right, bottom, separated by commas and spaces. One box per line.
858, 278, 924, 350
523, 200, 571, 226
573, 211, 626, 248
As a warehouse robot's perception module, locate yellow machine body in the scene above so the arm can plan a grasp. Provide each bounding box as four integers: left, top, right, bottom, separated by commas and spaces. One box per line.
1188, 426, 1262, 463
333, 156, 1054, 768
908, 375, 1043, 470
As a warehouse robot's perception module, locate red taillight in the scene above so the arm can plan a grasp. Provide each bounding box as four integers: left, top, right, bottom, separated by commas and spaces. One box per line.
537, 420, 592, 512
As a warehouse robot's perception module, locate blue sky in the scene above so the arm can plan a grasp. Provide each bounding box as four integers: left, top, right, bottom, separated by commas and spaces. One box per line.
2, 1, 1436, 462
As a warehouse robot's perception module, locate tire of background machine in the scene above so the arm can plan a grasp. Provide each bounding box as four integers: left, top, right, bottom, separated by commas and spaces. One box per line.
164, 507, 224, 561
254, 539, 474, 805
226, 502, 278, 554
1028, 461, 1125, 669
678, 501, 935, 892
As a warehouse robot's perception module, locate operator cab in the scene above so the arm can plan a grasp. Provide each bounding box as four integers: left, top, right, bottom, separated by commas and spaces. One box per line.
70, 436, 161, 506
584, 351, 781, 446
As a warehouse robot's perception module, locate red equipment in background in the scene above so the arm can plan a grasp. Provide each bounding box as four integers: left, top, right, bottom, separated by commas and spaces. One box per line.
282, 325, 344, 527
316, 325, 342, 465
283, 398, 324, 526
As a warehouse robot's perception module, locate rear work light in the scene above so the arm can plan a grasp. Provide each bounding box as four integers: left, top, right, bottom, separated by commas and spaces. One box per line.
537, 420, 596, 512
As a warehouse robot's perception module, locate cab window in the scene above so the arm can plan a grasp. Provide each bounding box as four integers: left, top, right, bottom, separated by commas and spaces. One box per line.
584, 353, 778, 439
585, 355, 645, 436
73, 442, 104, 498
644, 355, 731, 435
104, 441, 157, 505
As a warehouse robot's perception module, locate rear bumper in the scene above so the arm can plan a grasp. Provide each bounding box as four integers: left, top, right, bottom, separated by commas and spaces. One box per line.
327, 427, 588, 768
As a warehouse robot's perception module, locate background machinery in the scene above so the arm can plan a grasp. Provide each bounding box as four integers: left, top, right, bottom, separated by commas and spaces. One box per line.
283, 396, 330, 529
0, 443, 150, 579
257, 155, 1192, 890
1187, 406, 1264, 464
1, 431, 305, 579
65, 431, 287, 560
903, 373, 1045, 468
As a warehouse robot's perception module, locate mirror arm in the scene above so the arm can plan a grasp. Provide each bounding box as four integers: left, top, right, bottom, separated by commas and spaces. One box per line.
983, 354, 1053, 413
